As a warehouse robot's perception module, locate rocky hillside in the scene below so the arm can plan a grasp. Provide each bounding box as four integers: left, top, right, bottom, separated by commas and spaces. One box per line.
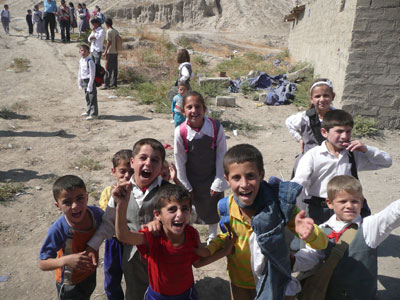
89, 0, 294, 47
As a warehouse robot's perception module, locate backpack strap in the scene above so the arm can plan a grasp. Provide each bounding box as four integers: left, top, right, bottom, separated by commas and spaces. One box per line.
347, 151, 359, 179
217, 196, 231, 236
179, 121, 189, 153
209, 117, 218, 150
299, 224, 358, 300
306, 108, 325, 145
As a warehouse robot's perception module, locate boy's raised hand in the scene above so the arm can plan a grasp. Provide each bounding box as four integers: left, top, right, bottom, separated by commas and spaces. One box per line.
346, 140, 367, 153
64, 251, 96, 271
142, 219, 162, 236
295, 210, 314, 240
112, 181, 132, 206
222, 233, 237, 256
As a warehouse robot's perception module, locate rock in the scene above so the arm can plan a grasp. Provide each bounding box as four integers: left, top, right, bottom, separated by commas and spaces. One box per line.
286, 66, 312, 82
215, 96, 236, 107
35, 186, 42, 191
108, 96, 118, 99
259, 93, 267, 102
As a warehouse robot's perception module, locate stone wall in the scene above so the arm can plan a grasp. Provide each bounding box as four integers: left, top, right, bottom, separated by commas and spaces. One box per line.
288, 0, 400, 128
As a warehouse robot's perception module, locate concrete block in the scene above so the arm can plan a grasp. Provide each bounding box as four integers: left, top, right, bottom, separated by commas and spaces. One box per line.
379, 107, 400, 117
371, 0, 400, 9
198, 77, 231, 89
367, 20, 396, 32
215, 96, 236, 107
259, 93, 267, 102
384, 7, 400, 19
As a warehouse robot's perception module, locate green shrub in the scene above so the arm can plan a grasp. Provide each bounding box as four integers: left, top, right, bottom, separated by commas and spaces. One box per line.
0, 183, 25, 202
9, 58, 30, 73
353, 116, 379, 137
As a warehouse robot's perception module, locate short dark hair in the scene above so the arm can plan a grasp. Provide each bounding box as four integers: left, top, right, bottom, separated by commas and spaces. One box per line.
182, 91, 206, 111
105, 18, 113, 26
79, 43, 90, 51
91, 18, 100, 25
27, 9, 32, 13
223, 144, 264, 176
177, 81, 189, 89
177, 48, 190, 64
132, 138, 166, 163
112, 149, 133, 168
322, 109, 354, 131
69, 2, 74, 8
154, 184, 192, 213
53, 175, 86, 202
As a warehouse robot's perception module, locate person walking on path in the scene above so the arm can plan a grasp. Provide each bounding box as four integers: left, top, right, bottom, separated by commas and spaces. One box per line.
43, 0, 57, 41
1, 4, 11, 35
101, 18, 118, 89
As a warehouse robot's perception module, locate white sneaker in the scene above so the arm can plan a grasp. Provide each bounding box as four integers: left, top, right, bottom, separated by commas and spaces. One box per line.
81, 112, 89, 116
86, 115, 98, 120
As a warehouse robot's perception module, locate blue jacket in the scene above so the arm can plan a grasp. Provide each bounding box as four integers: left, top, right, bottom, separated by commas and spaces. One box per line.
251, 180, 302, 300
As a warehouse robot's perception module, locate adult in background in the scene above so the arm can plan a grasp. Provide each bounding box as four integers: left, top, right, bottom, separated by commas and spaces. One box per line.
57, 0, 71, 43
77, 3, 89, 37
43, 0, 57, 41
101, 18, 118, 89
88, 18, 105, 66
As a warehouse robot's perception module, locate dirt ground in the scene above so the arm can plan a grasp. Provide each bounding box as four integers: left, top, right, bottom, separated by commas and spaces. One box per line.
1, 3, 400, 300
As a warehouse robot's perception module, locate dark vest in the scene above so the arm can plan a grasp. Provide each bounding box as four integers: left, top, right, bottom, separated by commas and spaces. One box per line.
303, 108, 325, 152
322, 226, 378, 300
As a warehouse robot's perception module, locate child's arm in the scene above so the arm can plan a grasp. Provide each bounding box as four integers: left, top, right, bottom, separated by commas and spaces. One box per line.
40, 251, 95, 272
114, 182, 146, 246
210, 123, 228, 195
285, 111, 305, 143
173, 126, 193, 192
349, 141, 392, 171
87, 59, 95, 93
169, 162, 183, 186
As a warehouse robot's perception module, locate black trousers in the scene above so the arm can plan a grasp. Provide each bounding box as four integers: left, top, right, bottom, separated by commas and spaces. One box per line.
44, 12, 56, 40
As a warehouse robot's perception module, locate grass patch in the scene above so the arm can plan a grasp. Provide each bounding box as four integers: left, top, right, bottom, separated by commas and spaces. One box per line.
191, 81, 227, 99
292, 76, 313, 108
72, 158, 103, 171
0, 183, 25, 202
135, 81, 171, 113
9, 58, 30, 73
71, 29, 91, 43
0, 106, 30, 120
353, 116, 379, 137
176, 36, 193, 49
208, 109, 260, 135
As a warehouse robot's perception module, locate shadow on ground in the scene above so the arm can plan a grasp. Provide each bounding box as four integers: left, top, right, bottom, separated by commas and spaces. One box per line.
100, 115, 152, 122
378, 234, 400, 258
0, 111, 30, 120
0, 129, 75, 138
195, 277, 230, 300
0, 169, 56, 183
377, 275, 400, 300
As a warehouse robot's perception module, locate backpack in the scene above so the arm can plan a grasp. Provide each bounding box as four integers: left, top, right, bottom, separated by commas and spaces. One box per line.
87, 59, 105, 87
179, 118, 218, 153
116, 33, 123, 53
98, 13, 105, 24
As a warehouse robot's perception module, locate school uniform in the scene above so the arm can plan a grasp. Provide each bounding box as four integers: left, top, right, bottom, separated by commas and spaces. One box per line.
88, 26, 105, 66
78, 56, 98, 117
174, 117, 228, 224
292, 141, 392, 223
26, 14, 33, 35
87, 177, 170, 300
294, 199, 400, 299
176, 62, 193, 89
33, 10, 45, 36
57, 5, 72, 42
1, 9, 10, 34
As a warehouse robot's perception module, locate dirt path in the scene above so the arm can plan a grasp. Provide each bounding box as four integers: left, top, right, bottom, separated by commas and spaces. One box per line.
1, 4, 400, 300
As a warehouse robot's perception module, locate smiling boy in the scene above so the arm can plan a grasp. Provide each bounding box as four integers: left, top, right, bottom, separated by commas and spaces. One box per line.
39, 175, 103, 300
294, 175, 400, 299
292, 109, 392, 224
86, 138, 169, 300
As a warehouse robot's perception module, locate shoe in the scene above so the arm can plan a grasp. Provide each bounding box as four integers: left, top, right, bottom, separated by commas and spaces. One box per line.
86, 115, 98, 120
81, 112, 89, 116
110, 86, 117, 89
100, 86, 110, 90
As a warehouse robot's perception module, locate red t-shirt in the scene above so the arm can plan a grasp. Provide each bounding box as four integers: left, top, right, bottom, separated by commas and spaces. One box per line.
137, 226, 200, 296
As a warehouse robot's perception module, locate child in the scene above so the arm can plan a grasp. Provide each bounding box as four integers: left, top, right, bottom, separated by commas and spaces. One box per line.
292, 109, 392, 224
39, 175, 103, 299
114, 183, 235, 299
286, 78, 335, 174
1, 4, 10, 35
33, 5, 45, 39
26, 10, 33, 35
78, 44, 99, 120
69, 2, 77, 33
206, 144, 328, 300
88, 18, 105, 66
171, 81, 188, 127
58, 0, 72, 43
175, 48, 193, 90
86, 138, 169, 300
99, 149, 133, 300
174, 91, 228, 244
293, 175, 400, 299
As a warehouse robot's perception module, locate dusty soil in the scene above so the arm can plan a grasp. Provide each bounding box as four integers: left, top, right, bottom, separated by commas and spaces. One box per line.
1, 2, 400, 300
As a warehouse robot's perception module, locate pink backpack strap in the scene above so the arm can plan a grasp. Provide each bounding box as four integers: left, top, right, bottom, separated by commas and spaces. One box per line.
179, 121, 188, 153
209, 117, 218, 150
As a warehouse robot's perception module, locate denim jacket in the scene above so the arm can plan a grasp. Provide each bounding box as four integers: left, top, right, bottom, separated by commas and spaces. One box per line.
251, 180, 302, 300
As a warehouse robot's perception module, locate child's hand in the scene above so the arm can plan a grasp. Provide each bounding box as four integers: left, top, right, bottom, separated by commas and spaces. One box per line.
222, 233, 237, 256
85, 246, 98, 266
346, 140, 367, 153
210, 189, 222, 197
142, 219, 162, 236
295, 210, 314, 240
169, 162, 177, 182
64, 251, 95, 271
112, 181, 132, 206
300, 139, 304, 153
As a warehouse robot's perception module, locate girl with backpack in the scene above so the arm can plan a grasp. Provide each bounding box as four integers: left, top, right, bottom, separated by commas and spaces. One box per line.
174, 91, 228, 244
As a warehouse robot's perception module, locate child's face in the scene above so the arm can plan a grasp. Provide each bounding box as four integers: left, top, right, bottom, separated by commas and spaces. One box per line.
155, 198, 191, 236
79, 47, 89, 58
112, 160, 133, 184
310, 85, 334, 114
326, 190, 363, 222
225, 161, 264, 207
55, 188, 88, 227
183, 96, 206, 128
178, 86, 187, 97
160, 163, 171, 182
321, 125, 352, 152
131, 145, 163, 189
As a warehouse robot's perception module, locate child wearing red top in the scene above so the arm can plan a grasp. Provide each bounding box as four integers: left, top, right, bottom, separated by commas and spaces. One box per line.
114, 183, 234, 299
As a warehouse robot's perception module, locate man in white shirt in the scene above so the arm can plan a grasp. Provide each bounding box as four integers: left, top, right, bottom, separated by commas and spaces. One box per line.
88, 18, 105, 66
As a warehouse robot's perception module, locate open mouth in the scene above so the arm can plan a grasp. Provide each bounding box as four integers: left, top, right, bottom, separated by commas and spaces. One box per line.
172, 221, 184, 228
72, 211, 82, 219
141, 169, 152, 179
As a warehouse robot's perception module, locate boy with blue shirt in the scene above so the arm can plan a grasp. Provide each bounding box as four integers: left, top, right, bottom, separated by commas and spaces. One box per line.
171, 81, 187, 127
43, 0, 57, 41
39, 175, 103, 300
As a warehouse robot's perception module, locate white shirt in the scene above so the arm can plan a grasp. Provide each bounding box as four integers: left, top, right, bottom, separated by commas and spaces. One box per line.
292, 141, 392, 207
174, 116, 228, 193
285, 111, 312, 142
178, 62, 193, 82
88, 26, 105, 53
1, 9, 10, 19
77, 56, 95, 92
87, 176, 163, 251
293, 199, 400, 272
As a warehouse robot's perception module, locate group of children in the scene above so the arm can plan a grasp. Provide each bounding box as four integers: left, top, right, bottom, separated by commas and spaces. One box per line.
41, 62, 399, 300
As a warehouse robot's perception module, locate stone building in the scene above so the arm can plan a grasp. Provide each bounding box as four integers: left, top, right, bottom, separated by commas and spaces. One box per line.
286, 0, 400, 128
